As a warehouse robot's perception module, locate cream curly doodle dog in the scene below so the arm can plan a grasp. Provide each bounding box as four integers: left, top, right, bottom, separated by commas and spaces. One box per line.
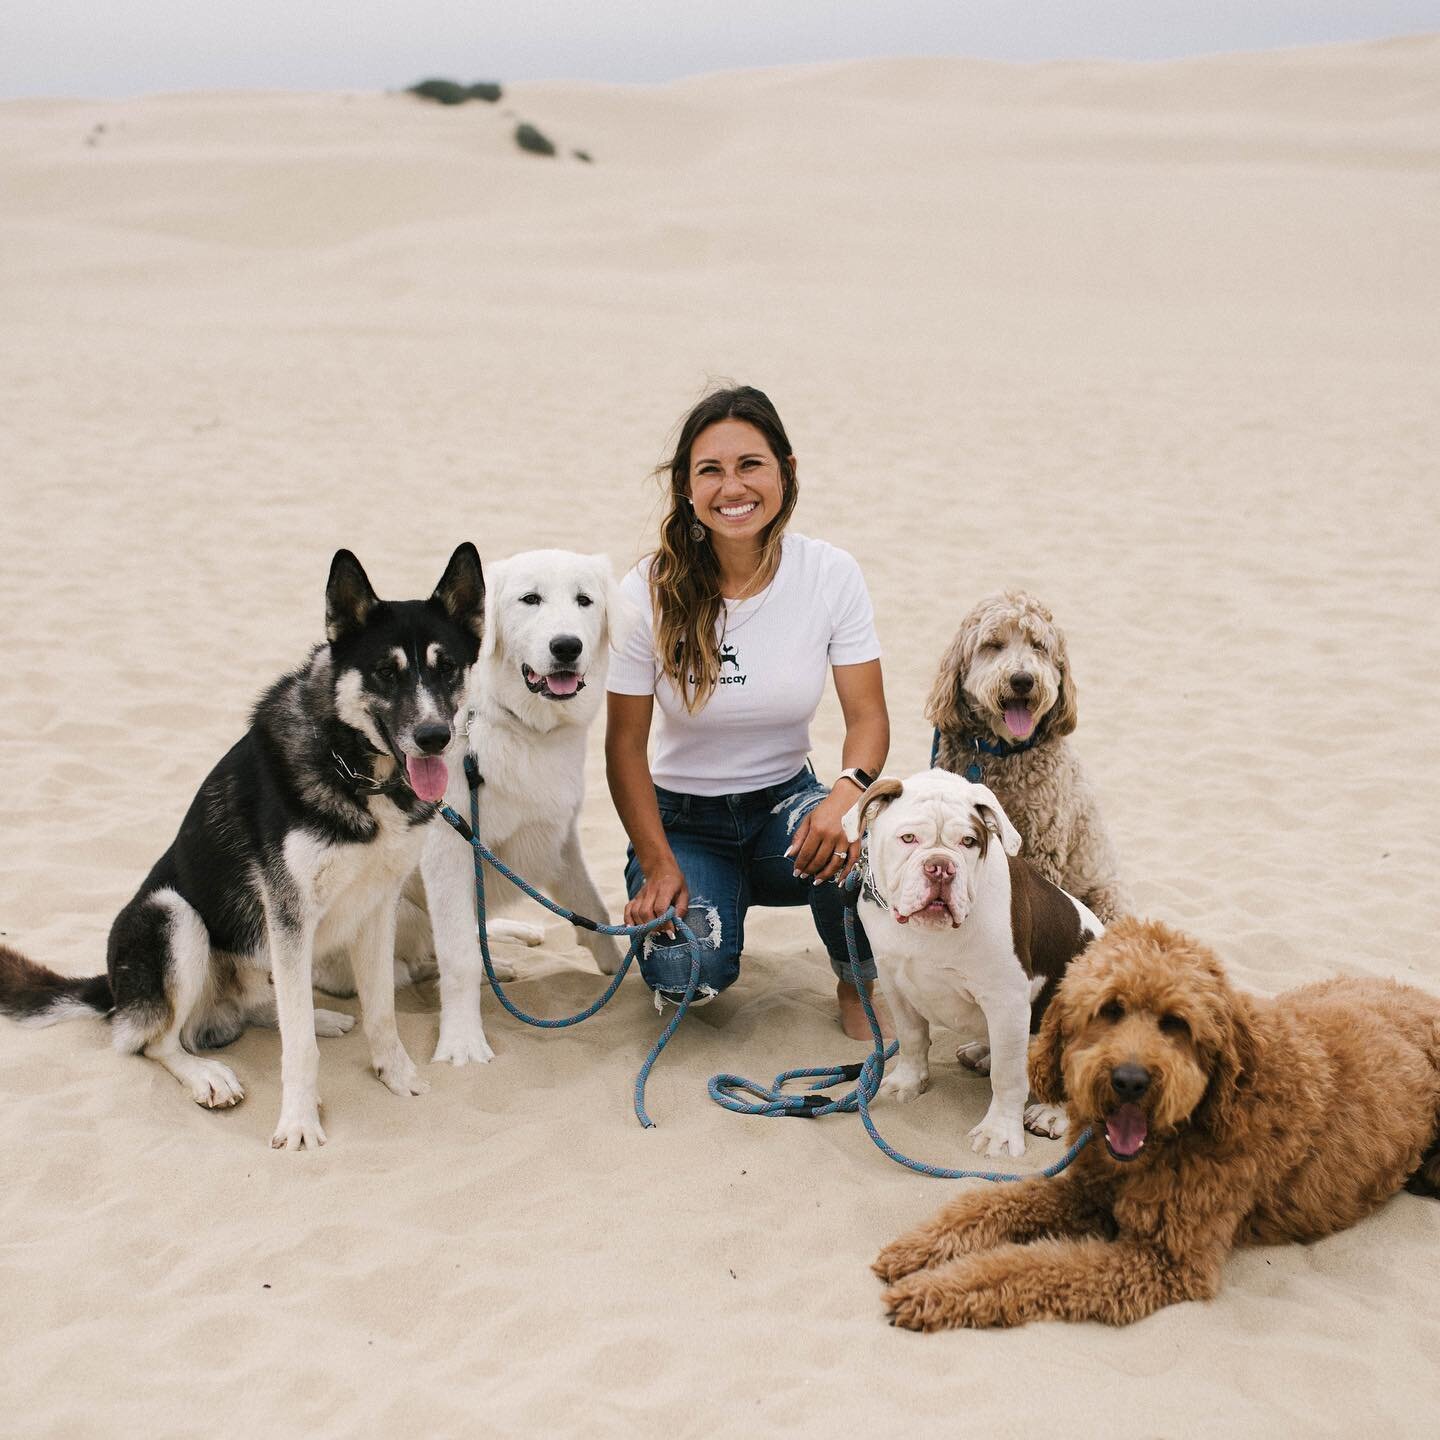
874, 918, 1440, 1330
928, 589, 1129, 924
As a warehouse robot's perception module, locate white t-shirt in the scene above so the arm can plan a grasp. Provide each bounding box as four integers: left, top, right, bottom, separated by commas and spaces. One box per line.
607, 532, 881, 796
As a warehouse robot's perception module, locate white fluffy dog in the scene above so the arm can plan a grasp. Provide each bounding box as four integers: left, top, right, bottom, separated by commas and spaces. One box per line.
926, 590, 1129, 923
401, 550, 635, 1066
847, 770, 1102, 1157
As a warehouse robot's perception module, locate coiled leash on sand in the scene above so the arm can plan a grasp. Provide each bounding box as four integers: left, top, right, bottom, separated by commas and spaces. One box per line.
439, 755, 1089, 1176
708, 869, 1093, 1181
439, 755, 701, 1128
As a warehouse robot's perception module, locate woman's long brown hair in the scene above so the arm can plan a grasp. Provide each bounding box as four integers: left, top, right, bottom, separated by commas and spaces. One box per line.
649, 386, 798, 713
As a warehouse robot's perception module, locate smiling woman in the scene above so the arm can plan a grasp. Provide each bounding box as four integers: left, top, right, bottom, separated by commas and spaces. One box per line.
605, 385, 892, 1039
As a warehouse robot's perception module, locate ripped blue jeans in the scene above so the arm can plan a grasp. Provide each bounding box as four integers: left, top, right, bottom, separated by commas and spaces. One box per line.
623, 766, 876, 1000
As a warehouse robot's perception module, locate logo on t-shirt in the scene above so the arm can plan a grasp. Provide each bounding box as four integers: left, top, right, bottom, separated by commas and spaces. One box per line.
686, 641, 748, 688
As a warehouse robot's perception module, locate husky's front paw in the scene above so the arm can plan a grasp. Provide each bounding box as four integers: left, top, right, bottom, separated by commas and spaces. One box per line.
375, 1045, 429, 1096
431, 1021, 495, 1067
188, 1058, 245, 1109
271, 1103, 326, 1150
968, 1108, 1026, 1158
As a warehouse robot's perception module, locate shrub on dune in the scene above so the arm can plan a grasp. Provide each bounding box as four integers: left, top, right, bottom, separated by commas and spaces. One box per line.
408, 78, 504, 106
515, 122, 556, 157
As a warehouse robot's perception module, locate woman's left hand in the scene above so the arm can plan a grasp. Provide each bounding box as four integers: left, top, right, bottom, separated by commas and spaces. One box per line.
787, 790, 860, 885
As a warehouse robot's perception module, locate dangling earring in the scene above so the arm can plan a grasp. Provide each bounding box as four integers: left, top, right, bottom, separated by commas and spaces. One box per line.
682, 496, 706, 543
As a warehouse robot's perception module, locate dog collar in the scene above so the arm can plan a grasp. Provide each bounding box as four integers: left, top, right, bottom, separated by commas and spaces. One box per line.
963, 733, 1040, 781
331, 748, 407, 797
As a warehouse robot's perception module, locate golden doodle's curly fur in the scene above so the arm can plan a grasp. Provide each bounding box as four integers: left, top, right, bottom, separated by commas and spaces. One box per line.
927, 590, 1128, 922
874, 919, 1440, 1329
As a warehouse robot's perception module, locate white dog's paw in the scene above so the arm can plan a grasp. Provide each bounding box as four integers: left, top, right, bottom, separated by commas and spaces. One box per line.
588, 934, 625, 976
431, 1022, 495, 1068
969, 1109, 1026, 1158
877, 1066, 930, 1104
271, 1103, 326, 1150
187, 1058, 245, 1109
1024, 1102, 1068, 1139
313, 1008, 355, 1038
954, 1040, 992, 1075
488, 919, 545, 947
375, 1046, 430, 1097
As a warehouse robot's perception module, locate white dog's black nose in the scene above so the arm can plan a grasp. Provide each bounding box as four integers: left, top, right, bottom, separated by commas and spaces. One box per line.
1110, 1063, 1151, 1101
550, 634, 583, 665
1010, 672, 1034, 696
414, 721, 451, 755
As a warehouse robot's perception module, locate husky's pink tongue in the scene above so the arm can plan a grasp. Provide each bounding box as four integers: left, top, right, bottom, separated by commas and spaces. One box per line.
405, 755, 449, 803
1105, 1103, 1148, 1158
545, 672, 581, 696
1003, 703, 1034, 738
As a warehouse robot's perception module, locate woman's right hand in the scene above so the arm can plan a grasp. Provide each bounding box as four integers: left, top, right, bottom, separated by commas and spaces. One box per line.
624, 857, 689, 933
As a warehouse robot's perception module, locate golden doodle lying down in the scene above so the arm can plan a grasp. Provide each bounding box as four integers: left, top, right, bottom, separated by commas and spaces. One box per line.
875, 918, 1440, 1329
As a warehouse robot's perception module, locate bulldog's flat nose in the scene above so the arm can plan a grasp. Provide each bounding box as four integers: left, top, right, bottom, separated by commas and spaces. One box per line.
550, 634, 582, 665
414, 721, 451, 755
1010, 672, 1034, 695
923, 858, 955, 880
1110, 1063, 1151, 1101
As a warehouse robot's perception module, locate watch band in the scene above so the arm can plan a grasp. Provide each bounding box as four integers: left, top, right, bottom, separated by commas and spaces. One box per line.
836, 766, 877, 793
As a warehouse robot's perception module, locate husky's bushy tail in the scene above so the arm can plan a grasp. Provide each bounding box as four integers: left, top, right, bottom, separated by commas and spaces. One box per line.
0, 943, 111, 1025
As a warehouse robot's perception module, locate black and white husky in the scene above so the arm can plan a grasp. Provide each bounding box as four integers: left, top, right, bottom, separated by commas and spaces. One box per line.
0, 545, 484, 1150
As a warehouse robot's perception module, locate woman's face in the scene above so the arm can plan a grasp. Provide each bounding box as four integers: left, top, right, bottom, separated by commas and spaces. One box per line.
685, 418, 790, 546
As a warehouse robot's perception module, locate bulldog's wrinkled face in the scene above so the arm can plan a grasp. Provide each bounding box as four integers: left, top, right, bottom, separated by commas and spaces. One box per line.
848, 770, 1022, 930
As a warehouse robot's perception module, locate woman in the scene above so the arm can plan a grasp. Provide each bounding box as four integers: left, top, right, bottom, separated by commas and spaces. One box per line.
605, 386, 890, 1039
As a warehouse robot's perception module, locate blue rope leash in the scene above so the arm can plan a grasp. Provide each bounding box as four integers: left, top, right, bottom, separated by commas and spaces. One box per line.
437, 758, 701, 1128
709, 873, 1092, 1180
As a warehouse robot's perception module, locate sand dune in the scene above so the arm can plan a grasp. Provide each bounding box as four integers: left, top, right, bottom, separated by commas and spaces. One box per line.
2, 37, 1438, 1437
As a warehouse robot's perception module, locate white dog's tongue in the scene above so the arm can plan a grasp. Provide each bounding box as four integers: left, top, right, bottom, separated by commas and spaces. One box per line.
405, 755, 449, 803
545, 672, 581, 697
1003, 703, 1034, 739
1105, 1103, 1148, 1158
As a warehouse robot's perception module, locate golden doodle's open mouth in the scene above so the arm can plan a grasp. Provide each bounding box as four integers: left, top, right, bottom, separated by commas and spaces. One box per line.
1103, 1102, 1148, 1161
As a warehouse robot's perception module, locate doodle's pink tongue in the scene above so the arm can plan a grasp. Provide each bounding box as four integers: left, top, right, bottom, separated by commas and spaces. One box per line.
1105, 1103, 1148, 1157
1003, 703, 1034, 738
405, 755, 449, 803
545, 672, 581, 696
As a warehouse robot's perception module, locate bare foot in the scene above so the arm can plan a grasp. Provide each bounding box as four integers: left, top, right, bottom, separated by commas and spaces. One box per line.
837, 978, 893, 1043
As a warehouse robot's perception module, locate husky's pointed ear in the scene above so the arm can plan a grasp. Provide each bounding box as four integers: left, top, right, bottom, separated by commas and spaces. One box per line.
969, 783, 1022, 855
432, 542, 486, 642
843, 776, 904, 843
326, 549, 380, 643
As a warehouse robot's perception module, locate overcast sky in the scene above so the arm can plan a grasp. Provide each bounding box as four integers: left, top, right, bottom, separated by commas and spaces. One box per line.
1, 1, 1432, 99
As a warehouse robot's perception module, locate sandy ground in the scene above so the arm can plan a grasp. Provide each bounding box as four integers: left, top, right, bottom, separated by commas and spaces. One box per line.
2, 36, 1438, 1438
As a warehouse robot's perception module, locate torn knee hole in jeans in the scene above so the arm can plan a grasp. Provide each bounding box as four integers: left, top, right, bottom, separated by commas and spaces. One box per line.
644, 901, 723, 1009
771, 787, 830, 836
643, 900, 722, 955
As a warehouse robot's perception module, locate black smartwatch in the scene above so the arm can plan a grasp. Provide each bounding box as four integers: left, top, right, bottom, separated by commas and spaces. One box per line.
835, 766, 877, 794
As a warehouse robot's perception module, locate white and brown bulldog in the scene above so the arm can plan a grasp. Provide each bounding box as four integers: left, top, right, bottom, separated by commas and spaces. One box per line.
845, 769, 1103, 1158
